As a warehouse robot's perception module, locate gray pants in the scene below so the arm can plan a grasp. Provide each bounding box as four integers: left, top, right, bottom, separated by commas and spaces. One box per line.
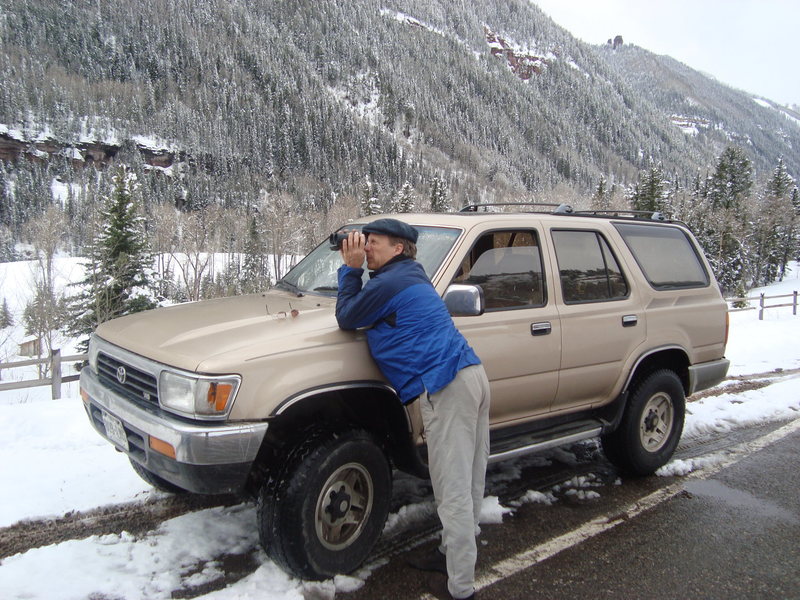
420, 364, 491, 599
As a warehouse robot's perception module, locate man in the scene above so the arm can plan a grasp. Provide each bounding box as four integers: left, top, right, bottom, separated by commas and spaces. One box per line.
336, 218, 490, 600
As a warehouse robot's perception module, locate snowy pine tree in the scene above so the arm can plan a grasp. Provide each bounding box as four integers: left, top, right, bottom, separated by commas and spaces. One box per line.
389, 181, 416, 213
241, 215, 269, 293
628, 164, 670, 214
429, 176, 449, 212
702, 148, 754, 293
763, 159, 799, 281
69, 167, 156, 351
591, 176, 612, 211
0, 298, 12, 328
360, 178, 382, 216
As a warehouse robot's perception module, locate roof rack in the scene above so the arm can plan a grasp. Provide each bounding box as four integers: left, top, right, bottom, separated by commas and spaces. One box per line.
456, 203, 690, 227
459, 202, 574, 214
571, 209, 671, 222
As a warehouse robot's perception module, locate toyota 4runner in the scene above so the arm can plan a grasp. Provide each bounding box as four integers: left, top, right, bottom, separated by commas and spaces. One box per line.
80, 204, 730, 579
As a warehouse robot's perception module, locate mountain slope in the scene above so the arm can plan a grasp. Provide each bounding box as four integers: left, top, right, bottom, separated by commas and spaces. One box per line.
597, 43, 800, 176
0, 0, 797, 223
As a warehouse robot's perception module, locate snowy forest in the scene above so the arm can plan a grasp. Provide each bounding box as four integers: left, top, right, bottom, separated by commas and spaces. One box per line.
1, 0, 799, 350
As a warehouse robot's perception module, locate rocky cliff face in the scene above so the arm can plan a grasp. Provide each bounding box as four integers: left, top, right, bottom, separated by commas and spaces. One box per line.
484, 26, 553, 80
0, 128, 184, 172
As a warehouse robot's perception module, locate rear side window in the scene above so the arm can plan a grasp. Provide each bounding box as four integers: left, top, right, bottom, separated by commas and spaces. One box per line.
614, 223, 709, 289
552, 230, 629, 303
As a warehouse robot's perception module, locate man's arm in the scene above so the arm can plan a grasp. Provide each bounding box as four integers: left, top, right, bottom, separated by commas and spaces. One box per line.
335, 231, 389, 330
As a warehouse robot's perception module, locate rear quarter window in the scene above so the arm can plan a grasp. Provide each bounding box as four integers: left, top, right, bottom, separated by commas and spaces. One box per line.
551, 229, 629, 304
614, 223, 709, 289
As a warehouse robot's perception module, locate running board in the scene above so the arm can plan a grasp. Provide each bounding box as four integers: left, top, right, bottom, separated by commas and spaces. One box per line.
487, 426, 602, 464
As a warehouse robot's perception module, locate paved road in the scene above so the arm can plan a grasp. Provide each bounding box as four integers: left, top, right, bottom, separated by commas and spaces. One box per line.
343, 419, 800, 600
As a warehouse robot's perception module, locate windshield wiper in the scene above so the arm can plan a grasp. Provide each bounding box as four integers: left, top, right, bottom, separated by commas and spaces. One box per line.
312, 286, 338, 292
276, 279, 304, 297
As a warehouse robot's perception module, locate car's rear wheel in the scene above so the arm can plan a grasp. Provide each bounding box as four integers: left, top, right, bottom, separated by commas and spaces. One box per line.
602, 369, 685, 475
257, 427, 392, 580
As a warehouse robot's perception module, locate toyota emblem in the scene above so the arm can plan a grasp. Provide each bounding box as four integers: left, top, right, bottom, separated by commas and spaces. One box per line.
116, 366, 127, 385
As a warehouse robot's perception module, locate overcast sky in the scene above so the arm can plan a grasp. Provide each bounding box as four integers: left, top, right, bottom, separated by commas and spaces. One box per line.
532, 0, 800, 107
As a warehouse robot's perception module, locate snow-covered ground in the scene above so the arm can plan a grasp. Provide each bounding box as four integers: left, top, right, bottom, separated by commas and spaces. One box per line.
0, 260, 799, 599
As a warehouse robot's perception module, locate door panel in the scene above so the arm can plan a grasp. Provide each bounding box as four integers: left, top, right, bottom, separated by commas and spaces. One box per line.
450, 229, 562, 424
550, 228, 646, 411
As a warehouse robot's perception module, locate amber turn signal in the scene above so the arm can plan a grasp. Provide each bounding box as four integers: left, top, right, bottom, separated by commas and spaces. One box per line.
149, 436, 176, 459
207, 382, 234, 412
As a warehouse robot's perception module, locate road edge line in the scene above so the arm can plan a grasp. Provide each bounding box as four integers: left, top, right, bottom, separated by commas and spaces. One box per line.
462, 417, 800, 595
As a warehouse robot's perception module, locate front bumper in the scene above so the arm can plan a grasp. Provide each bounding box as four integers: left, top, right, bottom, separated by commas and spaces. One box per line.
80, 367, 269, 494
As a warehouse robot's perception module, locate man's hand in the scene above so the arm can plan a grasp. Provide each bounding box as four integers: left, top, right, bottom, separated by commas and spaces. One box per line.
340, 231, 366, 269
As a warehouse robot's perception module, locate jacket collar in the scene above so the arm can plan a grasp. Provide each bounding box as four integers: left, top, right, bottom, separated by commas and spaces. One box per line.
369, 255, 412, 278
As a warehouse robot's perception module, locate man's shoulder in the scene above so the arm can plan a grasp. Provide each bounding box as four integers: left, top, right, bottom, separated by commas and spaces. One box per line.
377, 259, 431, 288
384, 257, 428, 277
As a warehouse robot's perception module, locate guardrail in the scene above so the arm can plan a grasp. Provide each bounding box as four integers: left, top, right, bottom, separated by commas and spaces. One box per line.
0, 350, 87, 400
726, 291, 798, 320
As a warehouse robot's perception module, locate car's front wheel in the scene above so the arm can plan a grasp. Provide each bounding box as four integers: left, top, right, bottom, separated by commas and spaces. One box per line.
602, 369, 685, 475
257, 427, 392, 580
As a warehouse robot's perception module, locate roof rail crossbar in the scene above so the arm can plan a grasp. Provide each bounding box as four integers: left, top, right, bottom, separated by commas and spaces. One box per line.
572, 209, 672, 222
459, 202, 573, 214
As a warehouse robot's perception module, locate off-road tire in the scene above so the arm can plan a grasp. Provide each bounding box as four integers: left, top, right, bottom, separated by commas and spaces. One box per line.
257, 427, 392, 580
129, 458, 187, 494
601, 369, 685, 476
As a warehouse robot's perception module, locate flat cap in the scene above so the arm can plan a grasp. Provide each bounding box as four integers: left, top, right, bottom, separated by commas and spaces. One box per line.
362, 218, 419, 243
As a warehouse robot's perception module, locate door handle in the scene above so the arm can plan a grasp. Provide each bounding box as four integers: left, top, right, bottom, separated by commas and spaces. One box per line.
531, 322, 552, 336
622, 315, 638, 327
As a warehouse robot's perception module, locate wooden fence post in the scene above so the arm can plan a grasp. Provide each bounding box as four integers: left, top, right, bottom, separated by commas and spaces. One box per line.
51, 348, 62, 400
758, 293, 765, 321
794, 291, 798, 316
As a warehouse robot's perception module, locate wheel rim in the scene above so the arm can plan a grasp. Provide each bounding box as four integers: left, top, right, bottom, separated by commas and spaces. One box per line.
639, 391, 674, 452
314, 462, 374, 551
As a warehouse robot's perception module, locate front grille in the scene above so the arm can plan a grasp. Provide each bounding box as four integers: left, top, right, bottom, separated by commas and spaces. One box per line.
97, 352, 159, 407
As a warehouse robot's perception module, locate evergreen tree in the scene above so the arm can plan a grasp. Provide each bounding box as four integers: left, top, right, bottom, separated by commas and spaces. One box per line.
69, 167, 156, 351
751, 159, 796, 285
0, 225, 14, 262
390, 181, 416, 213
629, 164, 670, 213
777, 183, 800, 281
242, 215, 268, 293
0, 298, 13, 328
0, 165, 9, 228
360, 177, 381, 216
708, 147, 753, 211
429, 176, 449, 212
765, 158, 794, 198
702, 147, 753, 293
591, 175, 611, 211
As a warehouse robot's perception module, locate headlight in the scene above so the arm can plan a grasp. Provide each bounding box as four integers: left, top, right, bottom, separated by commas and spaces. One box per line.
88, 335, 101, 374
158, 371, 240, 419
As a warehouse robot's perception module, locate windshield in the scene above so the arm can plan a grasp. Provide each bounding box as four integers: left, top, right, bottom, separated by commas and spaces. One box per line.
278, 225, 462, 296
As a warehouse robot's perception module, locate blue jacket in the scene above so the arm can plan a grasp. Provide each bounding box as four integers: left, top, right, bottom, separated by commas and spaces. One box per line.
336, 256, 481, 404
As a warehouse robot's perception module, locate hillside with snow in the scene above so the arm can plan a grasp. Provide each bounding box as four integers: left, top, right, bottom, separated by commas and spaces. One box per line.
2, 0, 799, 217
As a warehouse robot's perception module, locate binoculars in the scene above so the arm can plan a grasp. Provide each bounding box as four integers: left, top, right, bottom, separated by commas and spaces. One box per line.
328, 232, 348, 250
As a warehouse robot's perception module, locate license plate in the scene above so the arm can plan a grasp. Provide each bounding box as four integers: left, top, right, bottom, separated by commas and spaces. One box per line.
102, 411, 129, 451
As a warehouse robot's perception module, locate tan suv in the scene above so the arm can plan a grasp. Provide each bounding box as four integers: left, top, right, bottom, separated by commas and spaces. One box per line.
80, 204, 729, 579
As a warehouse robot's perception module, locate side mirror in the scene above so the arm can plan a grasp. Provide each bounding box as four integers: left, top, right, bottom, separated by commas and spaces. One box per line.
443, 284, 485, 317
